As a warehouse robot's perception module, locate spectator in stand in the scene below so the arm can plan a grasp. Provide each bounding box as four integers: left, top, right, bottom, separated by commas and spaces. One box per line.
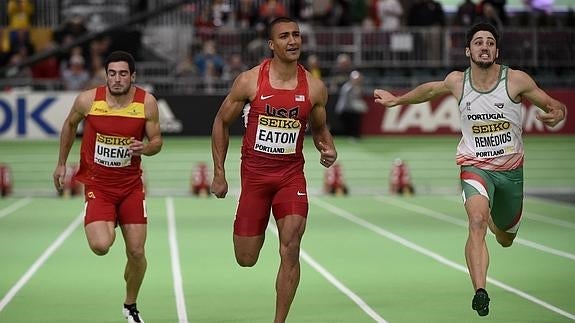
236, 0, 259, 28
329, 53, 353, 93
194, 5, 216, 41
523, 0, 555, 26
454, 0, 477, 26
193, 40, 225, 78
7, 0, 34, 49
211, 0, 233, 28
54, 15, 90, 67
31, 41, 61, 86
7, 0, 33, 30
222, 53, 247, 82
335, 70, 368, 139
311, 0, 330, 24
7, 28, 34, 60
349, 0, 368, 26
476, 1, 503, 31
0, 29, 10, 67
175, 44, 198, 78
6, 45, 32, 79
85, 54, 107, 89
247, 23, 270, 63
89, 36, 112, 67
407, 0, 445, 27
376, 0, 404, 31
328, 0, 353, 26
62, 54, 90, 91
258, 0, 287, 25
306, 54, 322, 79
476, 0, 508, 26
54, 15, 88, 46
407, 0, 445, 61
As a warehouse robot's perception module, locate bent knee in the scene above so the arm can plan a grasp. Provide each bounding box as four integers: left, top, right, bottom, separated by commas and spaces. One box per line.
235, 251, 259, 267
236, 256, 258, 267
496, 233, 515, 248
497, 238, 514, 248
89, 244, 110, 256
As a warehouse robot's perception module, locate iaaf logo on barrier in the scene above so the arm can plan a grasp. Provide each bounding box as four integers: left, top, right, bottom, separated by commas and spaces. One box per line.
380, 96, 566, 134
0, 92, 183, 139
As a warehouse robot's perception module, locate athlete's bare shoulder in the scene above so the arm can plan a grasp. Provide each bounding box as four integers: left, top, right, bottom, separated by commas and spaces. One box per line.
305, 70, 327, 107
73, 87, 97, 115
444, 70, 464, 87
230, 64, 260, 101
506, 67, 534, 87
143, 89, 158, 106
444, 70, 465, 98
506, 67, 537, 99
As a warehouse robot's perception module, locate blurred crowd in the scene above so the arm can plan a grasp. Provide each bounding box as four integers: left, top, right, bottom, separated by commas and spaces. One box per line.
1, 0, 575, 92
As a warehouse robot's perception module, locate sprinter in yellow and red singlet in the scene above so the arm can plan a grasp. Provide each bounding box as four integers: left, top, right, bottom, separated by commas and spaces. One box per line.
211, 17, 337, 323
53, 51, 162, 323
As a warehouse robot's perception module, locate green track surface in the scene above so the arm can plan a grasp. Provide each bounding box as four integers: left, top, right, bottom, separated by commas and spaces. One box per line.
0, 136, 574, 322
1, 136, 574, 196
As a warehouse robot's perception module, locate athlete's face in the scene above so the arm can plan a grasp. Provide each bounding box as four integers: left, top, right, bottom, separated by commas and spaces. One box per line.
466, 30, 498, 69
106, 61, 134, 96
269, 22, 301, 62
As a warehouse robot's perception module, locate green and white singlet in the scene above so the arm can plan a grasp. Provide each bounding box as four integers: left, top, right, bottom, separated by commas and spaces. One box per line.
456, 65, 524, 171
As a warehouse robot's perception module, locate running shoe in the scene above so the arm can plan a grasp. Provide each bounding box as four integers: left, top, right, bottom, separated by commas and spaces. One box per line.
472, 288, 490, 316
123, 303, 144, 323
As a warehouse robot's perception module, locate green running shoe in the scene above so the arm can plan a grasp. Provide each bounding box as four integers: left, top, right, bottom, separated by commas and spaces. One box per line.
472, 288, 490, 316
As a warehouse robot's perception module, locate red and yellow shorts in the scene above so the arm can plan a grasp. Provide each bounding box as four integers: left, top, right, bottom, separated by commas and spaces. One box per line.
82, 183, 147, 226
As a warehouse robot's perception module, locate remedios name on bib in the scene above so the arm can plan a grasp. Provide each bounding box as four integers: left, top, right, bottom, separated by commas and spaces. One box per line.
471, 120, 515, 158
254, 115, 301, 154
94, 133, 132, 167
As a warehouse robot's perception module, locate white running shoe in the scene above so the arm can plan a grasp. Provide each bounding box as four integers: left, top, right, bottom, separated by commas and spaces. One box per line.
123, 304, 144, 323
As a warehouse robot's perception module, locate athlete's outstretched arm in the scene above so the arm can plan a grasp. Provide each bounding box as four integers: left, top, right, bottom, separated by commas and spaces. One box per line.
211, 71, 253, 198
374, 71, 461, 108
308, 76, 337, 168
53, 90, 92, 191
510, 69, 567, 127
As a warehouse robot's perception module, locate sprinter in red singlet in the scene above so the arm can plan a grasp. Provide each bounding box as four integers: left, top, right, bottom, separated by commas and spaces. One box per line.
211, 17, 337, 323
53, 51, 162, 323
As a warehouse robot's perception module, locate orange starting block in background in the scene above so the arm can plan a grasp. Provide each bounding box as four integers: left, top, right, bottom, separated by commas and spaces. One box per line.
59, 163, 83, 198
191, 162, 211, 197
324, 163, 348, 196
0, 163, 13, 197
390, 158, 415, 196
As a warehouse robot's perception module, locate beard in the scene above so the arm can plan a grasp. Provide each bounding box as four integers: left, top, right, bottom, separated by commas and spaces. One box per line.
471, 55, 495, 69
107, 83, 131, 96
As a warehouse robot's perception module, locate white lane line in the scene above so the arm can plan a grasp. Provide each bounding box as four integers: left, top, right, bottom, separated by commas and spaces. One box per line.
0, 213, 83, 312
524, 212, 575, 230
378, 196, 575, 261
268, 223, 388, 323
0, 198, 32, 220
166, 197, 189, 323
312, 198, 575, 321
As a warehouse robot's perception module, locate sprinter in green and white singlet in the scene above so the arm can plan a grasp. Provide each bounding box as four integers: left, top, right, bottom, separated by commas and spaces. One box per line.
374, 22, 566, 317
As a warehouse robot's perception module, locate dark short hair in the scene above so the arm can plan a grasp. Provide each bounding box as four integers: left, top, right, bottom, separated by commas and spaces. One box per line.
267, 16, 298, 40
465, 22, 499, 48
104, 50, 135, 74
